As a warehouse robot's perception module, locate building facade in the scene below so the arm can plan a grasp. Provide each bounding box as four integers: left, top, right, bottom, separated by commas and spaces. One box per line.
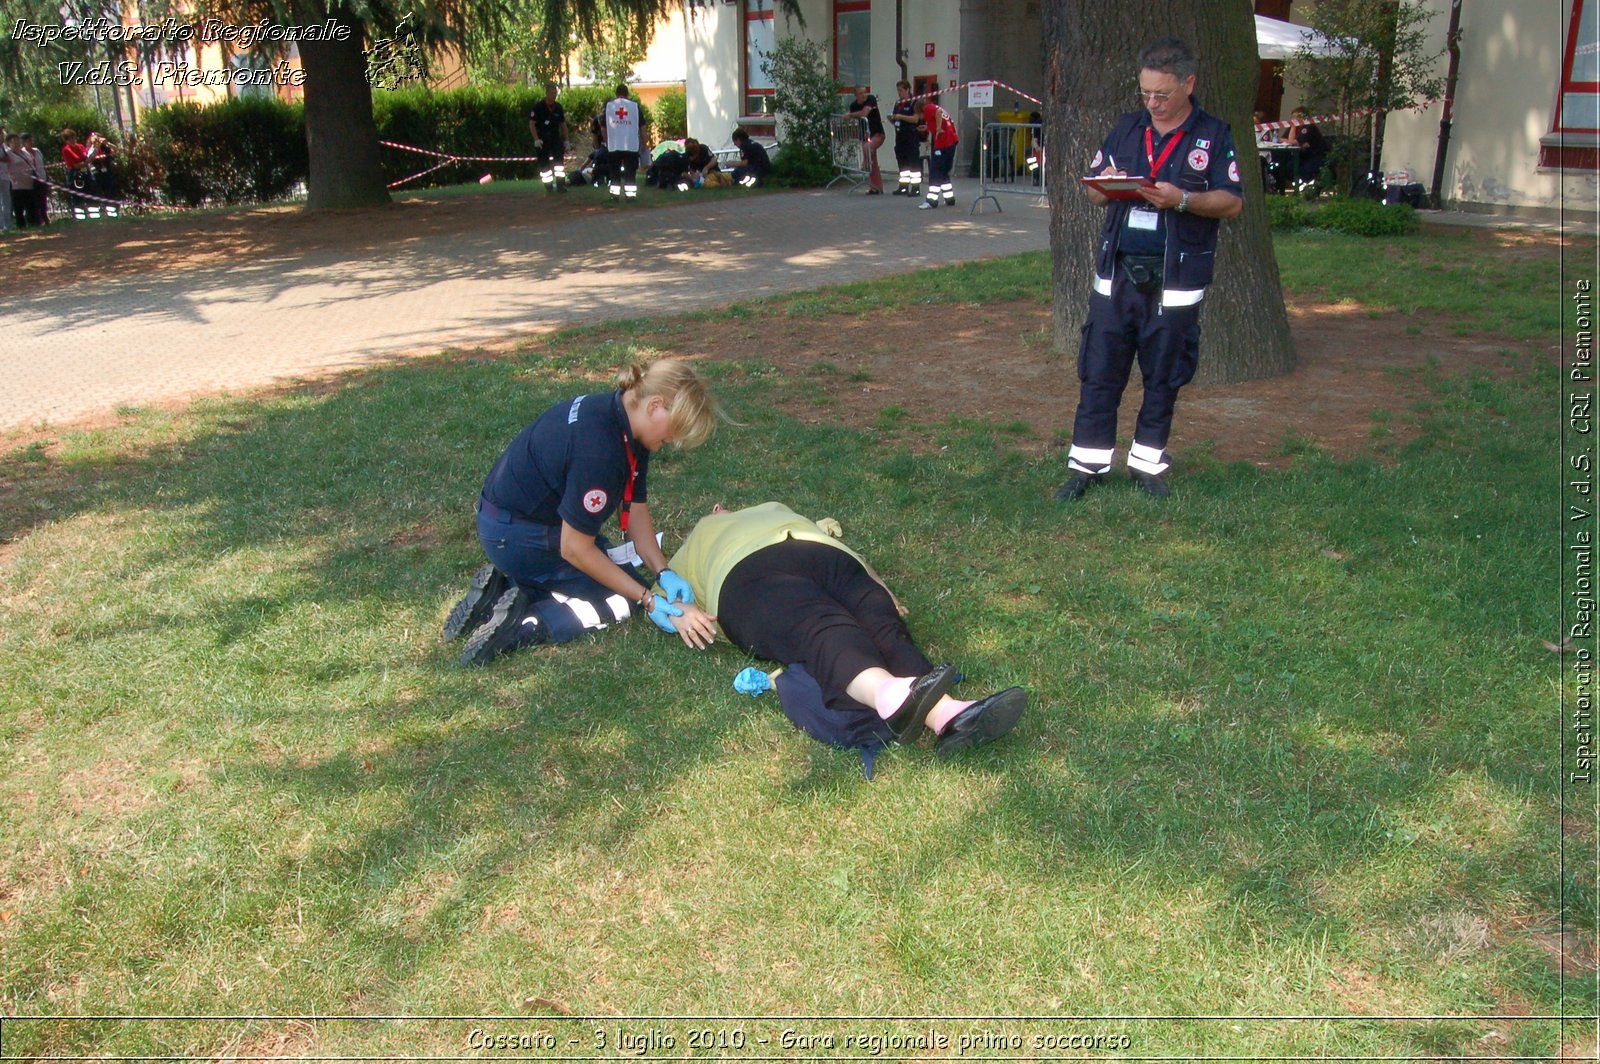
1379, 0, 1598, 219
683, 0, 1043, 158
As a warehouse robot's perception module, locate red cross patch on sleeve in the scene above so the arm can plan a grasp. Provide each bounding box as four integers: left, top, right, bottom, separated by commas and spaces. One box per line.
583, 489, 608, 513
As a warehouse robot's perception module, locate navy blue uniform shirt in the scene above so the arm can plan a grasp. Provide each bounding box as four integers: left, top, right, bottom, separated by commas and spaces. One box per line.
1089, 99, 1242, 257
481, 390, 650, 537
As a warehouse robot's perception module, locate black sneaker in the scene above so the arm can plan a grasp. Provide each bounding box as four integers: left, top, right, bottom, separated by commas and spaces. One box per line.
1129, 469, 1171, 499
1053, 471, 1103, 502
460, 587, 545, 665
442, 563, 508, 641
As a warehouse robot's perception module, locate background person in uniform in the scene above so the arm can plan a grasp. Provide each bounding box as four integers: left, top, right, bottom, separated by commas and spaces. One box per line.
847, 84, 886, 195
730, 128, 770, 187
603, 84, 641, 201
887, 80, 923, 197
651, 502, 1028, 759
1055, 36, 1243, 502
917, 94, 958, 209
444, 360, 719, 665
528, 81, 569, 192
1286, 107, 1329, 189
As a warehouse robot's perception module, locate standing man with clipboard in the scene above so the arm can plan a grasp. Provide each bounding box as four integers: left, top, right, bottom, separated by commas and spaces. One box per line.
1056, 38, 1243, 502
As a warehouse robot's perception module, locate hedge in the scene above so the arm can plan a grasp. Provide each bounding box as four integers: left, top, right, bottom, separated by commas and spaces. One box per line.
140, 97, 307, 206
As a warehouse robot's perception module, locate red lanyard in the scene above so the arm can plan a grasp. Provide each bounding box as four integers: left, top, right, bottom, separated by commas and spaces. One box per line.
1145, 127, 1183, 177
619, 434, 637, 534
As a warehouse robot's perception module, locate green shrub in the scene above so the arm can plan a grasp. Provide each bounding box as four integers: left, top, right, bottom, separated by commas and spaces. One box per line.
767, 145, 832, 188
1266, 195, 1314, 230
1308, 195, 1418, 237
654, 87, 687, 141
140, 97, 307, 206
373, 84, 548, 186
761, 36, 834, 164
558, 86, 612, 131
8, 104, 107, 164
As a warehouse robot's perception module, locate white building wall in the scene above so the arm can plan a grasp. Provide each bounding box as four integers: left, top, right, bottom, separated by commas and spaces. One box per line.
1381, 0, 1597, 217
632, 7, 689, 87
684, 0, 972, 150
686, 4, 742, 143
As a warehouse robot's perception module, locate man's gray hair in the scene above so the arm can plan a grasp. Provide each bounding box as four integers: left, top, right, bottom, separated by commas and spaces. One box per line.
1138, 37, 1198, 80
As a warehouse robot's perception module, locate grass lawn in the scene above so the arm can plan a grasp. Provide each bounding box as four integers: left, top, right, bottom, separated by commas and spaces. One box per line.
0, 227, 1592, 1058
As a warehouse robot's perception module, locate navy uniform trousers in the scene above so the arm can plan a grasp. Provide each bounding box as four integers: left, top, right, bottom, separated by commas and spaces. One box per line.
477, 503, 635, 645
1070, 275, 1203, 476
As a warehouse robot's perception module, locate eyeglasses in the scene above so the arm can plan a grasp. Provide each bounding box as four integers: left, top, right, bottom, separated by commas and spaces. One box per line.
1137, 90, 1177, 104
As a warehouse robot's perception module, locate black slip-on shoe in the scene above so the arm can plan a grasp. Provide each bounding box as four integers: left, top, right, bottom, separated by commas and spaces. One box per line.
886, 663, 957, 743
936, 687, 1027, 759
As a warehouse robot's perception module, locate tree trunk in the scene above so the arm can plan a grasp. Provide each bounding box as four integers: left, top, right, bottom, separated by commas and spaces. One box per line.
297, 7, 391, 210
1043, 0, 1294, 385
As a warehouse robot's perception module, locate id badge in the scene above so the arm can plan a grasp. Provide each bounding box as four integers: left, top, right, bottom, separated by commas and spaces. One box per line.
1128, 207, 1159, 232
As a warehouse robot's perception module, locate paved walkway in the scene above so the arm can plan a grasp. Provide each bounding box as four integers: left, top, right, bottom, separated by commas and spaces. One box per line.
0, 190, 1049, 433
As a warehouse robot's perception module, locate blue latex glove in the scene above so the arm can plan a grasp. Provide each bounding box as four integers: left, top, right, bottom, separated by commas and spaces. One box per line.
646, 594, 682, 634
733, 667, 772, 696
657, 568, 695, 605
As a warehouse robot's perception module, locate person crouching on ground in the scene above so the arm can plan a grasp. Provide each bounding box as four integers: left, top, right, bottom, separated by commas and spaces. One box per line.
730, 128, 771, 188
649, 502, 1028, 760
444, 360, 718, 665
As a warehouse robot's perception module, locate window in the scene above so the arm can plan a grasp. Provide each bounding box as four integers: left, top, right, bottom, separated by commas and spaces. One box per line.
834, 0, 870, 90
1543, 0, 1600, 170
744, 0, 775, 116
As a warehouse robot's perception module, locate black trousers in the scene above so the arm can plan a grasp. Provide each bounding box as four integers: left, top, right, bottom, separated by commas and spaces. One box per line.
1072, 277, 1202, 453
719, 538, 931, 715
609, 150, 639, 188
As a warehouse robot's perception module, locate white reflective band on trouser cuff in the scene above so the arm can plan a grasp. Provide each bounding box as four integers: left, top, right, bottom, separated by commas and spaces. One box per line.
1127, 442, 1170, 475
1161, 288, 1205, 308
1068, 445, 1115, 474
550, 591, 606, 631
1092, 275, 1114, 298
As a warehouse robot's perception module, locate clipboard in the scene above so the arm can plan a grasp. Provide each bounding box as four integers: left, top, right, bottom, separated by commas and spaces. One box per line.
1080, 175, 1157, 201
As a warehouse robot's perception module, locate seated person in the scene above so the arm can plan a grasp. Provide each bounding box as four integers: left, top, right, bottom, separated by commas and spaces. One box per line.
729, 128, 771, 188
573, 112, 609, 186
1287, 108, 1329, 184
653, 502, 1027, 761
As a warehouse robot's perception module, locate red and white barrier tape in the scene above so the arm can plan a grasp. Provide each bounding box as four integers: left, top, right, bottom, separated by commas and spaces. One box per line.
1254, 98, 1439, 133
905, 79, 1043, 108
380, 139, 555, 188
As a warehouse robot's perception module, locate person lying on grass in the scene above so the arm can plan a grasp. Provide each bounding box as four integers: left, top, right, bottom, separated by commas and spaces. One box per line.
651, 501, 1027, 764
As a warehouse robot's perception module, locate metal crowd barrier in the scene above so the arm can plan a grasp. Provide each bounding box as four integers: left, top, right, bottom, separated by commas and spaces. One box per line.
827, 114, 869, 189
971, 121, 1045, 214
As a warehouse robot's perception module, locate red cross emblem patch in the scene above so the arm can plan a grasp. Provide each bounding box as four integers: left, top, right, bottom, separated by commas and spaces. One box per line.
614, 106, 629, 121
583, 489, 608, 513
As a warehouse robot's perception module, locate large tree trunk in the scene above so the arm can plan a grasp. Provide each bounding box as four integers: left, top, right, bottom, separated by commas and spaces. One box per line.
297, 8, 391, 210
1043, 0, 1294, 385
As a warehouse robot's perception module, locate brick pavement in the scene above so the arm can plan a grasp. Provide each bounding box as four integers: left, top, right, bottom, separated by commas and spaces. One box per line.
0, 190, 1048, 433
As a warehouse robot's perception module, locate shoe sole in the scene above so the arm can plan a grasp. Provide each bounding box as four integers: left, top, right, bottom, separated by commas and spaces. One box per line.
937, 687, 1027, 759
460, 587, 531, 665
442, 563, 508, 641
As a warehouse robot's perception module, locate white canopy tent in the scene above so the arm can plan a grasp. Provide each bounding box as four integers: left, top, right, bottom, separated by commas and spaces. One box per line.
1256, 14, 1340, 61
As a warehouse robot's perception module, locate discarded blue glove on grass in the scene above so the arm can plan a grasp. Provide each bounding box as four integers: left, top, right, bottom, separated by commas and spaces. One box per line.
733, 667, 772, 696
